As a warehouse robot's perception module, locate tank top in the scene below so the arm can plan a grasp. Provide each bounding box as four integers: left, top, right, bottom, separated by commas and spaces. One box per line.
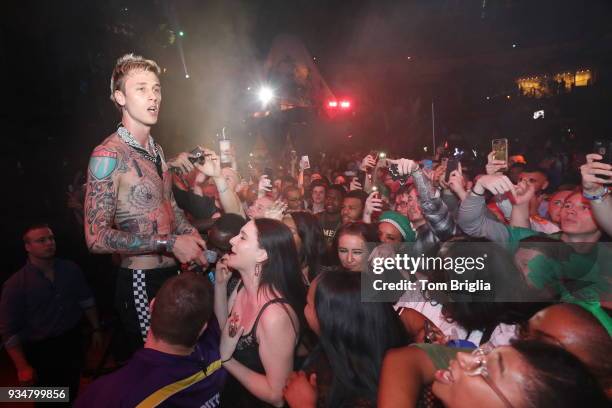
220, 288, 296, 407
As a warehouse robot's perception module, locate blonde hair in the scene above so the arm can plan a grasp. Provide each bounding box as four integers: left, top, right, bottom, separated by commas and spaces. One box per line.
110, 53, 161, 109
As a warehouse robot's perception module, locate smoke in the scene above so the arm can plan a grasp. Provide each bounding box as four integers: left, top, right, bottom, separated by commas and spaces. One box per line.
159, 0, 259, 156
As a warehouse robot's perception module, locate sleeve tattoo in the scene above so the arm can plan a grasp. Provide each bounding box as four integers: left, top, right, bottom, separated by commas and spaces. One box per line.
84, 147, 160, 254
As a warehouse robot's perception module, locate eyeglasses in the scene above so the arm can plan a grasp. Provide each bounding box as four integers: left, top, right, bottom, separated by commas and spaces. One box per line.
464, 347, 514, 408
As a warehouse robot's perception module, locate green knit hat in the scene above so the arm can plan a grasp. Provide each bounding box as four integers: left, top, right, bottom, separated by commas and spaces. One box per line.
379, 211, 416, 242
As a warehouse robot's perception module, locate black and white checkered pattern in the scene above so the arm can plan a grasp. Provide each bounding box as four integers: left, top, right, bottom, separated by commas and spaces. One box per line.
132, 270, 151, 341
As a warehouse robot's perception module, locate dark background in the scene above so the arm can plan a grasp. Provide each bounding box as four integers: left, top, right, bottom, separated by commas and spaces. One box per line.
2, 0, 612, 276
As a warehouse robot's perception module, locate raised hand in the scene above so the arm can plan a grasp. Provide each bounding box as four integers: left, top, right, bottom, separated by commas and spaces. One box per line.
386, 158, 419, 176
513, 180, 535, 206
360, 154, 377, 171
215, 254, 232, 287
581, 153, 612, 193
486, 151, 507, 175
258, 175, 273, 197
432, 161, 447, 186
167, 151, 196, 174
447, 163, 467, 198
473, 174, 515, 196
194, 148, 221, 178
363, 191, 383, 223
349, 178, 363, 191
264, 200, 288, 220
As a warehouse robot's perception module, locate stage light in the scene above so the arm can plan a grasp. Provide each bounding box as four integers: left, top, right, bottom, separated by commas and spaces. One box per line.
185, 74, 190, 79
340, 100, 351, 109
328, 100, 338, 108
258, 86, 274, 106
178, 31, 185, 37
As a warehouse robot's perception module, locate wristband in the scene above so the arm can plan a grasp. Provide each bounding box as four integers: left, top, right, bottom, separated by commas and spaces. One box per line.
221, 357, 232, 364
470, 188, 485, 197
583, 186, 609, 202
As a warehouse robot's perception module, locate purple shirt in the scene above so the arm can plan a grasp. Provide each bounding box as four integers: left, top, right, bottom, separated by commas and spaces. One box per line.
75, 319, 227, 408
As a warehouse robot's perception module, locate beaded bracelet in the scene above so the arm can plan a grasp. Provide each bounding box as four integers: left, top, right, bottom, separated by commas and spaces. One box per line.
583, 186, 609, 202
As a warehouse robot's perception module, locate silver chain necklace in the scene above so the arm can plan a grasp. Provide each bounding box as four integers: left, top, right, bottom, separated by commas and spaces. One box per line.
117, 125, 159, 164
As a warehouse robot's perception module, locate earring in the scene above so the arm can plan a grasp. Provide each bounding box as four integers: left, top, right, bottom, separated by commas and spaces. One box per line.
255, 262, 262, 277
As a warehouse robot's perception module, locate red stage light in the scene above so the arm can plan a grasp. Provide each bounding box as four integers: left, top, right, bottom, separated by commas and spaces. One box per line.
328, 100, 338, 108
340, 100, 351, 109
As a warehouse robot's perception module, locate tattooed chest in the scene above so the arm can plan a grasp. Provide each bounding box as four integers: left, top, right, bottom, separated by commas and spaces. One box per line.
114, 162, 174, 234
125, 179, 163, 209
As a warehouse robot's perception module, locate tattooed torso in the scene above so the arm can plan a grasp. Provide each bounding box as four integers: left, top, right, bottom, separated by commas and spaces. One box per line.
84, 133, 195, 269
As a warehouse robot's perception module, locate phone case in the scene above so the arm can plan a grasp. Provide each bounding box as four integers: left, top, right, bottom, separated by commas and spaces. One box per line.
492, 139, 508, 162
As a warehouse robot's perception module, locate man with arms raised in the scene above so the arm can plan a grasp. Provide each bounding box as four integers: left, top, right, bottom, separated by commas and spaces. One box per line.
84, 54, 209, 354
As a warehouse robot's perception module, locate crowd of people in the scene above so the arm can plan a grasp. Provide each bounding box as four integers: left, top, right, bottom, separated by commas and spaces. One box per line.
1, 53, 610, 407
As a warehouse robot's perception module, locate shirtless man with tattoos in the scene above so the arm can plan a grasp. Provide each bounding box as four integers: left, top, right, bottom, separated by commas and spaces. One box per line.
84, 54, 208, 354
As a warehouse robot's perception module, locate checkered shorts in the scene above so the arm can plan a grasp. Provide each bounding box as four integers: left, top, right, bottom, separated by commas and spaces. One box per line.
132, 270, 151, 341
116, 266, 179, 347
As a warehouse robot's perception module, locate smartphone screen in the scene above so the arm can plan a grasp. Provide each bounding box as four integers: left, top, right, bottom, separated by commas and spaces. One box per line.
492, 139, 508, 164
593, 140, 612, 164
357, 170, 366, 187
593, 140, 612, 178
445, 159, 459, 181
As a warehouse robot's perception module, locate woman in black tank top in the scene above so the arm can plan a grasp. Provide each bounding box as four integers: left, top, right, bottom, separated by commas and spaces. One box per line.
214, 219, 306, 407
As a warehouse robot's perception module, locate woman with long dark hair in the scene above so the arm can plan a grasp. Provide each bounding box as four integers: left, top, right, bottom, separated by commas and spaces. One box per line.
284, 271, 410, 407
283, 211, 326, 284
215, 218, 307, 407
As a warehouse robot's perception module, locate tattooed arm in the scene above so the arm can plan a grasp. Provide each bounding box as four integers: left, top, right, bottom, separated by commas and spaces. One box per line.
84, 146, 163, 254
170, 189, 199, 236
